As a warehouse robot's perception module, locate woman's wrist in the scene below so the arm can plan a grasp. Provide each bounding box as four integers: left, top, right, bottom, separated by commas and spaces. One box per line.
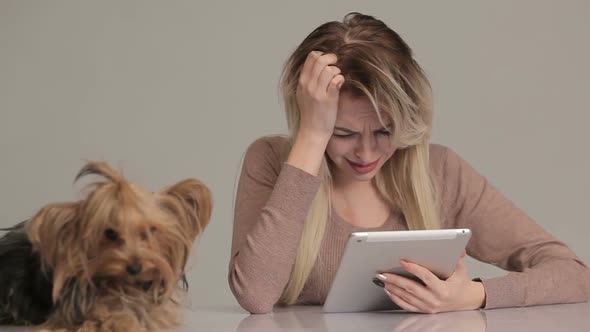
286, 131, 331, 176
466, 280, 486, 310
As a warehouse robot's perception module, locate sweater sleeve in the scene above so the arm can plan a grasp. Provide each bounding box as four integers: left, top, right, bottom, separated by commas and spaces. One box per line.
440, 147, 590, 309
228, 137, 321, 314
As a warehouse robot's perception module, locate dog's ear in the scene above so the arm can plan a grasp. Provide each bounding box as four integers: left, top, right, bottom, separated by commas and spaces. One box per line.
74, 161, 123, 184
159, 179, 212, 240
25, 201, 80, 303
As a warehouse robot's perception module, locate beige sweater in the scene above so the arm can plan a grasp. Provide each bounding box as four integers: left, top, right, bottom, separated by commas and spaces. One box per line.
228, 136, 590, 314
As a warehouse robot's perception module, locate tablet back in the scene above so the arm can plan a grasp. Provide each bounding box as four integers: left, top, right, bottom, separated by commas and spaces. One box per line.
323, 229, 472, 313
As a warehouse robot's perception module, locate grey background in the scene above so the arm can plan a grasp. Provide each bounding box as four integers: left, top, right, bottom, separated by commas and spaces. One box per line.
1, 1, 588, 308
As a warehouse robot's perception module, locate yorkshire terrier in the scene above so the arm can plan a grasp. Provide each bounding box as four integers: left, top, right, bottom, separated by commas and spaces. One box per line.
0, 161, 212, 331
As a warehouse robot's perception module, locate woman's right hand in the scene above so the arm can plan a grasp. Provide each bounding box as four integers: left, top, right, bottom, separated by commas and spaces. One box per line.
295, 51, 345, 142
286, 51, 344, 176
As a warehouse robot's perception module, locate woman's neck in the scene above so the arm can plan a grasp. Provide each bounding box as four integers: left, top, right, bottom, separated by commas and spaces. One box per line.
332, 176, 383, 206
331, 177, 391, 228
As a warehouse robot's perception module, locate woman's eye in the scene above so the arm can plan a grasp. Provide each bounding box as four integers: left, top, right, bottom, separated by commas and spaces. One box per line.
376, 130, 391, 136
333, 133, 354, 139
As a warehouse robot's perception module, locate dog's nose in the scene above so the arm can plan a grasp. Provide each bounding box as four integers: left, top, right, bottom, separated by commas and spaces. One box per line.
126, 263, 143, 275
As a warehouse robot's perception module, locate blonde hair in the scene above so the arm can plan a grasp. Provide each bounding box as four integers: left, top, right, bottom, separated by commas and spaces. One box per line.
279, 12, 440, 304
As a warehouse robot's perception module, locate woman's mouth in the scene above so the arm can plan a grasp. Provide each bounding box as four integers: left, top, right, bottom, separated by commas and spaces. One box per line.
346, 159, 379, 174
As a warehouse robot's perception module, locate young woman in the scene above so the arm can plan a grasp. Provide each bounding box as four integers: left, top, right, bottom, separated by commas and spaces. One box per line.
228, 12, 590, 314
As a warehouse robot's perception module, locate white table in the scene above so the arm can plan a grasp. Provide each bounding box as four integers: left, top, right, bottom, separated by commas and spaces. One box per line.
3, 302, 589, 331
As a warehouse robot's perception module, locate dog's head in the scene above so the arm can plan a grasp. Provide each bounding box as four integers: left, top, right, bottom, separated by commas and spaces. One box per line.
25, 161, 212, 303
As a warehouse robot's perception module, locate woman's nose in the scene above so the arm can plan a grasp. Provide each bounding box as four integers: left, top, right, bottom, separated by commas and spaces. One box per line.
354, 134, 377, 160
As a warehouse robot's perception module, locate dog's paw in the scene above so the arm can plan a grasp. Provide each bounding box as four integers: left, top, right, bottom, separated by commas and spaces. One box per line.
99, 314, 141, 332
36, 328, 70, 332
76, 320, 100, 332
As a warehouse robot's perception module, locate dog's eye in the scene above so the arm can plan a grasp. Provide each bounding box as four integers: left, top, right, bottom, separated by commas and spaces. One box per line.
104, 228, 119, 241
150, 226, 157, 233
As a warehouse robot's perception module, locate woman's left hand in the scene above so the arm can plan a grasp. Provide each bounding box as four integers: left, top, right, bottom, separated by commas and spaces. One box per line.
377, 252, 486, 313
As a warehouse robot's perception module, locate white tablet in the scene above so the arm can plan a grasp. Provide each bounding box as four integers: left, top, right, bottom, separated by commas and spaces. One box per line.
323, 229, 472, 313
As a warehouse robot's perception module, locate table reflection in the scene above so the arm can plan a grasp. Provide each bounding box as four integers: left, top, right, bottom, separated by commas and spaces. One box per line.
235, 303, 590, 332
235, 307, 485, 332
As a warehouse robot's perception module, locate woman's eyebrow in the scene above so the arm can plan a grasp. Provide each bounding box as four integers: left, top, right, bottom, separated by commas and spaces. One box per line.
334, 126, 358, 134
334, 124, 392, 133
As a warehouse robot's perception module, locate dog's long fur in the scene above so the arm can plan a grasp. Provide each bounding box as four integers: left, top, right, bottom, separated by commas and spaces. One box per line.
0, 161, 212, 331
0, 221, 53, 325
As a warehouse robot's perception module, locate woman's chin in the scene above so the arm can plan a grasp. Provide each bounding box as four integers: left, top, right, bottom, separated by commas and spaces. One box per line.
346, 166, 380, 182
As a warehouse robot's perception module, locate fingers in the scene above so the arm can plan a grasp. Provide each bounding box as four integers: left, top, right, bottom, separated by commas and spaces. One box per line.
317, 65, 341, 93
299, 51, 322, 85
383, 280, 445, 314
310, 53, 338, 86
384, 287, 422, 313
298, 51, 343, 98
398, 260, 448, 300
379, 273, 439, 311
400, 260, 440, 288
327, 74, 345, 97
377, 258, 475, 314
380, 273, 428, 298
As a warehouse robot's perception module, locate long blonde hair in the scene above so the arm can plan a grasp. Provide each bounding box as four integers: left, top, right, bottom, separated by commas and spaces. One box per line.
279, 12, 440, 304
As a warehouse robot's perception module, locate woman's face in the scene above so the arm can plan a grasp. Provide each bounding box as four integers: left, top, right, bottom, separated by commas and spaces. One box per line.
326, 92, 397, 184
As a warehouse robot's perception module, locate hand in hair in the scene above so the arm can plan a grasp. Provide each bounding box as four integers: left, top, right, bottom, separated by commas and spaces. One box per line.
296, 51, 344, 139
286, 51, 345, 176
376, 251, 486, 313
